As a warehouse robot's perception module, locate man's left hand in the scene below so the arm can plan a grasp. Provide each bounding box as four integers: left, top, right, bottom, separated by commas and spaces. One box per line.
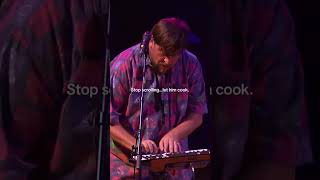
159, 131, 182, 153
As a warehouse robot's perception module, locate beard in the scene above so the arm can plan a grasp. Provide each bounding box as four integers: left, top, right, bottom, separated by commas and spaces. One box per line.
150, 62, 169, 75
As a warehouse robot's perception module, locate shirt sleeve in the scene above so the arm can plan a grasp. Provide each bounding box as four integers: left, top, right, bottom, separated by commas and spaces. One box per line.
1, 0, 108, 179
186, 56, 208, 115
109, 55, 131, 125
248, 0, 311, 166
0, 39, 38, 180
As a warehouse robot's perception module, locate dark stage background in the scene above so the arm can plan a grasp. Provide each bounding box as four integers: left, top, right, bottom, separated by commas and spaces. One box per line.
110, 0, 319, 179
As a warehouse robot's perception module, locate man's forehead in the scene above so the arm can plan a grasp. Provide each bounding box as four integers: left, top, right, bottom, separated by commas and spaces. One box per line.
154, 44, 182, 57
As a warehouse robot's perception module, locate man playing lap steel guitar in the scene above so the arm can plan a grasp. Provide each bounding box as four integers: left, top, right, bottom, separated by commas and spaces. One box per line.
110, 17, 208, 179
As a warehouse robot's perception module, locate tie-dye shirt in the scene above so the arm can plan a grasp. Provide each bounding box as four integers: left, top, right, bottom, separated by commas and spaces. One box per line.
110, 44, 208, 179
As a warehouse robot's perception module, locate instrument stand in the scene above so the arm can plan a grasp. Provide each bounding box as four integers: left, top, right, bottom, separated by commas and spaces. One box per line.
190, 163, 196, 180
96, 1, 110, 180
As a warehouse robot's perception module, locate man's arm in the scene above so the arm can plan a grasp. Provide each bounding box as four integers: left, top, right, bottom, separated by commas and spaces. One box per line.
168, 113, 203, 140
160, 54, 207, 153
159, 113, 203, 152
110, 125, 136, 150
109, 58, 158, 154
111, 125, 159, 153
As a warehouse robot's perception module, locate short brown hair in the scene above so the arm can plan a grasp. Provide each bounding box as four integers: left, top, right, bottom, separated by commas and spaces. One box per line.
151, 17, 191, 56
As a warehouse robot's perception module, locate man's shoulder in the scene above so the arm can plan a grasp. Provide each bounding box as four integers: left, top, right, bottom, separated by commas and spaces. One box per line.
9, 0, 104, 50
110, 44, 140, 72
182, 49, 200, 65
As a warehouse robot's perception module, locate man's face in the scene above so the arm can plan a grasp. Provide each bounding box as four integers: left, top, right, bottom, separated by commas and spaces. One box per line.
148, 39, 181, 75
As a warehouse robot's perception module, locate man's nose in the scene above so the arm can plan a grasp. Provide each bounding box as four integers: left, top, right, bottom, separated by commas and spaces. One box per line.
163, 57, 169, 65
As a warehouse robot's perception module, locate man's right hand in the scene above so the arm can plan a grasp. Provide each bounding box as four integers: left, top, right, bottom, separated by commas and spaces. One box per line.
141, 140, 159, 154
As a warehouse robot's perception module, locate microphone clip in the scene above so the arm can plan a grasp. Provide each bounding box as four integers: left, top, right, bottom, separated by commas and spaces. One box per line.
139, 31, 151, 55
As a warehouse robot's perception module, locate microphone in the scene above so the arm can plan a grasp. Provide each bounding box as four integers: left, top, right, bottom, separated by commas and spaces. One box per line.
139, 31, 151, 55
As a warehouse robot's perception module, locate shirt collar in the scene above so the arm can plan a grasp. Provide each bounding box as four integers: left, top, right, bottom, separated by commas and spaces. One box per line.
146, 54, 152, 67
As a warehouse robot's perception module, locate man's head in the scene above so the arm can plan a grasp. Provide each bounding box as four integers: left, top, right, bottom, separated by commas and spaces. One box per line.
148, 17, 190, 74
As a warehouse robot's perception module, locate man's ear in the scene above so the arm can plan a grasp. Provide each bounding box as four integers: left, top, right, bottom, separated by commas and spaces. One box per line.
149, 38, 154, 49
150, 37, 155, 44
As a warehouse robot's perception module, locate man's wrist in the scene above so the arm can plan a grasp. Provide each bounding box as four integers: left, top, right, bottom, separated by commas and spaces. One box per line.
167, 128, 182, 140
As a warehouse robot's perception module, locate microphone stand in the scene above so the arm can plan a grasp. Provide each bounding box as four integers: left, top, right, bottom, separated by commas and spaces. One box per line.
96, 0, 110, 180
133, 32, 150, 180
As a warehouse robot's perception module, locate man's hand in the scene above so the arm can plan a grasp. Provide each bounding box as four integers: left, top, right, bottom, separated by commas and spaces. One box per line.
141, 140, 159, 154
159, 113, 203, 153
159, 131, 182, 153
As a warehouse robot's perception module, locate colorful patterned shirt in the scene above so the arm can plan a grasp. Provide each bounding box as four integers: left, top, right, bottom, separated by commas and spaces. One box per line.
110, 44, 208, 179
207, 0, 313, 179
0, 0, 108, 179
